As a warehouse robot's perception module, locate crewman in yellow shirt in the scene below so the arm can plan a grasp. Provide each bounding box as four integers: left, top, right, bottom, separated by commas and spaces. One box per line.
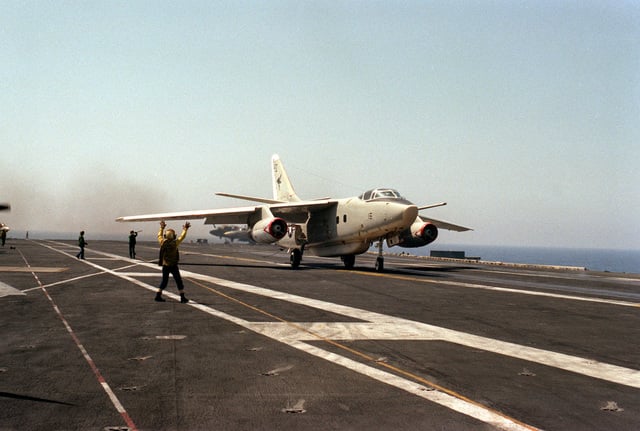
155, 220, 190, 303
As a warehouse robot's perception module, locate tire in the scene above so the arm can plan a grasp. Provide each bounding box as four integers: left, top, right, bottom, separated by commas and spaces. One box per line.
342, 255, 355, 270
290, 249, 302, 269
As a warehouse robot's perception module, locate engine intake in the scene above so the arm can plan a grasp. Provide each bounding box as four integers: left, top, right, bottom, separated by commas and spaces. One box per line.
250, 217, 288, 243
413, 222, 438, 244
388, 221, 439, 248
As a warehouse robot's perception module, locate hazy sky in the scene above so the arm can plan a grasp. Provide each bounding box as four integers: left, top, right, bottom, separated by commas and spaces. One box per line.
2, 1, 639, 249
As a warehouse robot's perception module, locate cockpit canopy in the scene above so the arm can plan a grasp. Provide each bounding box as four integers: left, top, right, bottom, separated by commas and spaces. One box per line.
360, 188, 408, 202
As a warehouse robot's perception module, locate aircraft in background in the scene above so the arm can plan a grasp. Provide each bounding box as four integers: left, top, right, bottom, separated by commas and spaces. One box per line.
209, 225, 253, 243
117, 154, 471, 271
1, 203, 10, 234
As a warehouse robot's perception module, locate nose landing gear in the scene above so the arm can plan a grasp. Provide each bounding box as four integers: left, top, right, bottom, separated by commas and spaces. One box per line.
375, 256, 384, 272
375, 239, 385, 272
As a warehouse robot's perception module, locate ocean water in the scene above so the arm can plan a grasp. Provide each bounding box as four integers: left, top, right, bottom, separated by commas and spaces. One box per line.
418, 245, 640, 274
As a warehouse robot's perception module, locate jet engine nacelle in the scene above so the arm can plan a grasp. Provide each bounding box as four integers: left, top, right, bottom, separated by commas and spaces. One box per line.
412, 221, 438, 245
249, 217, 288, 244
388, 220, 438, 248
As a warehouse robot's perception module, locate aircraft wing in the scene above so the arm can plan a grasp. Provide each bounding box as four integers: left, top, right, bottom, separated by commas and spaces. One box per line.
269, 200, 333, 217
116, 200, 336, 226
116, 206, 262, 225
215, 192, 285, 204
419, 215, 472, 232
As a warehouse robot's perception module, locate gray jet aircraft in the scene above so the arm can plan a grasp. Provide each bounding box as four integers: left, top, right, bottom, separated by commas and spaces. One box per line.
210, 225, 253, 243
117, 155, 471, 271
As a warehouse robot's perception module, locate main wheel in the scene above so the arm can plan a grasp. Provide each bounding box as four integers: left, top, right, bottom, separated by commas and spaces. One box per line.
342, 255, 355, 270
290, 249, 302, 269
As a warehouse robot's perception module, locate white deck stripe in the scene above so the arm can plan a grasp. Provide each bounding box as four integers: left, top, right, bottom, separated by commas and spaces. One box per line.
0, 281, 26, 297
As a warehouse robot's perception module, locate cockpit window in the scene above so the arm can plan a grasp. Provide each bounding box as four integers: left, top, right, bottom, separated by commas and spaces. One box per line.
360, 188, 404, 201
376, 189, 397, 198
360, 190, 373, 200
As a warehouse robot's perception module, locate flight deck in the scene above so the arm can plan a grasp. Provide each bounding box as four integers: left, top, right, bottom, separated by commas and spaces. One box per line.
1, 240, 639, 430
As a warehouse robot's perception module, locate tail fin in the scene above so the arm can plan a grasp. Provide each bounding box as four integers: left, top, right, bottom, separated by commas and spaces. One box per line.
271, 154, 301, 202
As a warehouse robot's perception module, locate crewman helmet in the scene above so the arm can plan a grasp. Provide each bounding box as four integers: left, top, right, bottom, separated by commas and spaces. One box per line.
165, 229, 176, 240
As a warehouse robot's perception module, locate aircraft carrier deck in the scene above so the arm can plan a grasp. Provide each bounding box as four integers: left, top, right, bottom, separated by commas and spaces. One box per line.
1, 240, 639, 431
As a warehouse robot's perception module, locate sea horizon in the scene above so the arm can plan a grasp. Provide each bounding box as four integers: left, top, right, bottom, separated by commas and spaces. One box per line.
418, 244, 640, 274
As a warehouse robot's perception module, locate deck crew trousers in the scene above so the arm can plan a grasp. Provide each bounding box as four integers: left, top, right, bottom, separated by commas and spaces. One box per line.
159, 265, 185, 291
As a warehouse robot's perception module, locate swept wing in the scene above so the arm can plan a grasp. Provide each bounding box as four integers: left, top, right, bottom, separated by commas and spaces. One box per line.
116, 200, 335, 226
419, 215, 472, 232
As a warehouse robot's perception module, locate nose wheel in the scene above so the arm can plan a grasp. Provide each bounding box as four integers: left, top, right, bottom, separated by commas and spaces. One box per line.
375, 256, 384, 272
375, 239, 385, 272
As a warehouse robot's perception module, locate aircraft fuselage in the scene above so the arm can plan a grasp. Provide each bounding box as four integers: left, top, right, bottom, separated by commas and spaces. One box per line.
277, 198, 418, 257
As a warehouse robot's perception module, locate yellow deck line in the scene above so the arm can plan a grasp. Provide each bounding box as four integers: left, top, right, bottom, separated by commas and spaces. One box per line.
0, 266, 68, 273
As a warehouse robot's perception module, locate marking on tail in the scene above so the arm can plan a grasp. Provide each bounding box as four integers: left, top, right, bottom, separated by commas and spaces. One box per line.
271, 154, 301, 202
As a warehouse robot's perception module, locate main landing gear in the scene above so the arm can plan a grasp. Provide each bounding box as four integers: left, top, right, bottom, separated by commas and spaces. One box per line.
341, 255, 355, 270
290, 245, 385, 272
290, 248, 302, 269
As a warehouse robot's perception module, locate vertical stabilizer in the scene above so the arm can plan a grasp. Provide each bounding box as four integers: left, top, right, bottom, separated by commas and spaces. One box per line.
271, 154, 301, 202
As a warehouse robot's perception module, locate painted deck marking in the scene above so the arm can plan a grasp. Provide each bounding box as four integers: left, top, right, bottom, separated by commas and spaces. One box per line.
0, 266, 68, 273
356, 270, 640, 308
0, 281, 25, 297
16, 246, 138, 431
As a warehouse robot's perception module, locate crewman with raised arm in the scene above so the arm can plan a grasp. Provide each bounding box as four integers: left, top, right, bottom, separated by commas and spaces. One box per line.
155, 220, 190, 303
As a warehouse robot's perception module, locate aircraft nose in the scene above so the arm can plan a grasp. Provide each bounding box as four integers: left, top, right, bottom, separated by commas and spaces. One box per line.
387, 202, 418, 226
403, 205, 419, 225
